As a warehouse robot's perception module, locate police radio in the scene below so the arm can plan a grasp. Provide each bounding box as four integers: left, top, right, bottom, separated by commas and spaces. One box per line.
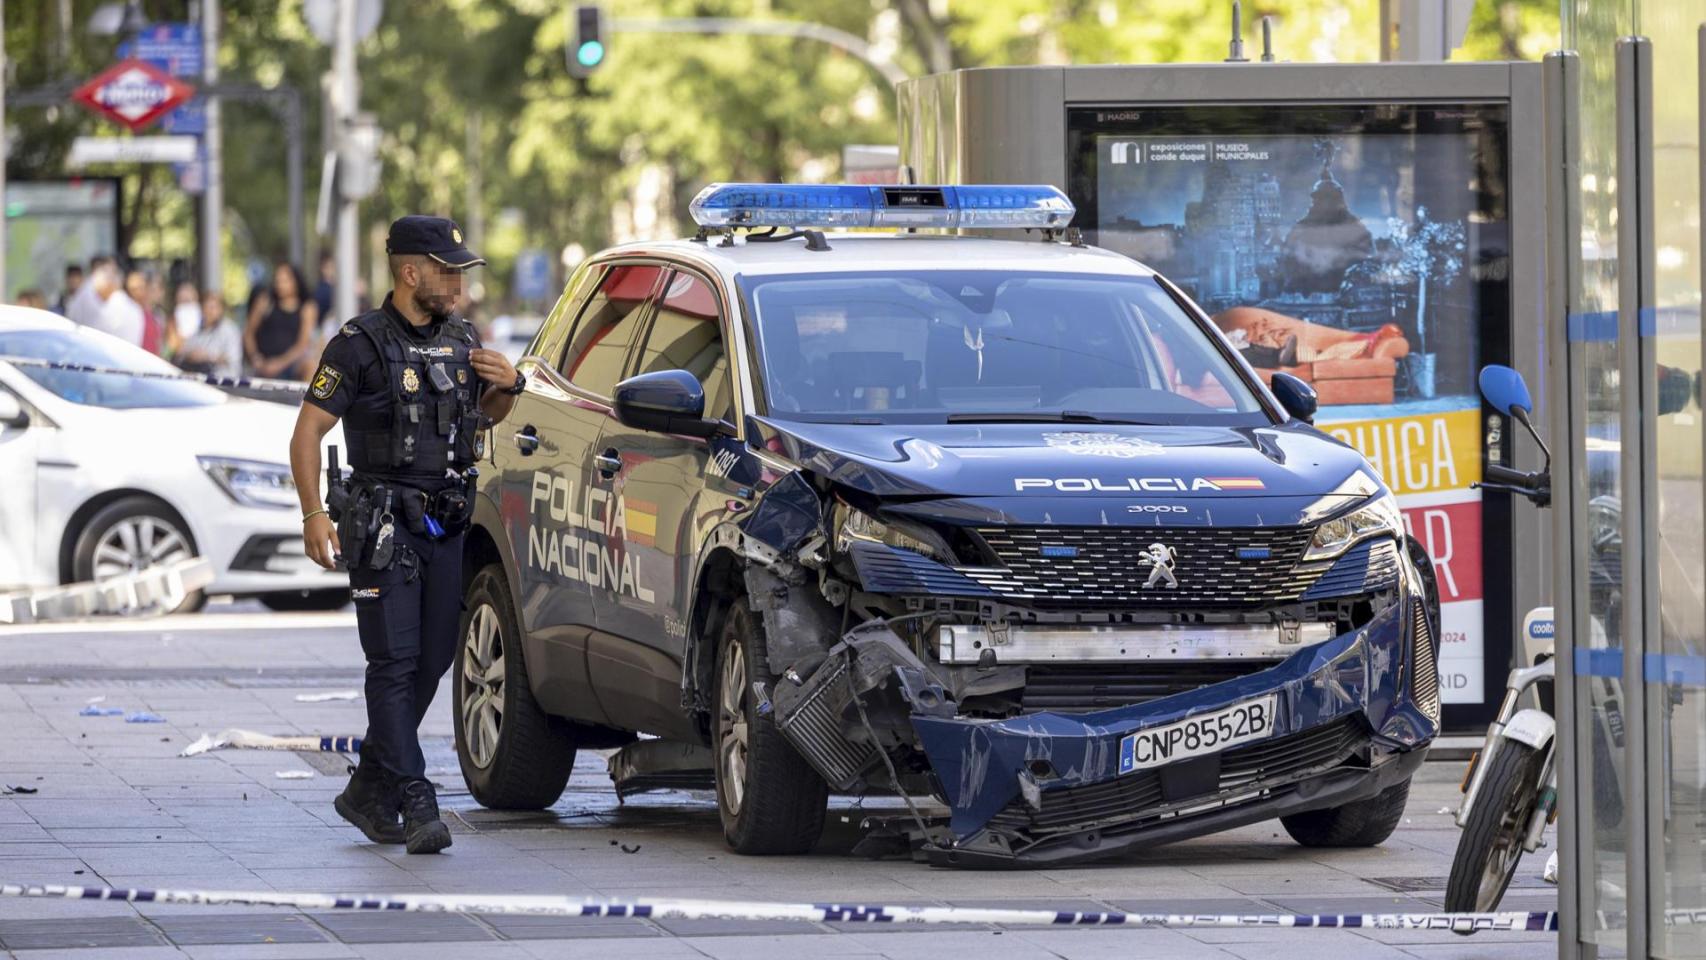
325, 445, 349, 523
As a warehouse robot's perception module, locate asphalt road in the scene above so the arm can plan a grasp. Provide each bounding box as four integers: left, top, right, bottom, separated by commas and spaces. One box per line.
0, 606, 1557, 960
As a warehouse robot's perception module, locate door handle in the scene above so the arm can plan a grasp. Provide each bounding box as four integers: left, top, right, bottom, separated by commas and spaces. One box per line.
514, 425, 539, 455
594, 450, 622, 476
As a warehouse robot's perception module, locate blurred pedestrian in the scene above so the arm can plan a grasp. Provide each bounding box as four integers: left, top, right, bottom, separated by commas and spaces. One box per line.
15, 289, 48, 310
312, 251, 336, 323
67, 257, 145, 346
244, 262, 319, 380
127, 268, 168, 356
55, 264, 84, 315
177, 288, 243, 380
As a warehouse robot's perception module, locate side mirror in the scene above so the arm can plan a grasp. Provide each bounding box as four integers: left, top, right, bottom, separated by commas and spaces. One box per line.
1269, 372, 1317, 424
1478, 364, 1533, 417
0, 392, 27, 428
613, 369, 719, 438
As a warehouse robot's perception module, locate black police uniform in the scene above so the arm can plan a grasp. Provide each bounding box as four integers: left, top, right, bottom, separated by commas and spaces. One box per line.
308, 216, 496, 853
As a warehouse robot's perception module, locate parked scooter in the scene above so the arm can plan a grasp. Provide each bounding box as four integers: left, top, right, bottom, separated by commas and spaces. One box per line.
1445, 366, 1558, 915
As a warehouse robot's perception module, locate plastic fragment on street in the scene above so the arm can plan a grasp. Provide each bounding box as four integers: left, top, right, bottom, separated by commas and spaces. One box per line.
126, 712, 166, 724
78, 706, 124, 717
274, 771, 314, 780
0, 557, 214, 624
181, 729, 362, 757
0, 883, 1599, 934
1544, 852, 1559, 884
293, 691, 361, 702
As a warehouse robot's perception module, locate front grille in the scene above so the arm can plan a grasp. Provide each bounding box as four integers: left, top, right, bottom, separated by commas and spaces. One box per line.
967, 526, 1319, 607
1410, 601, 1440, 720
987, 715, 1365, 837
1020, 661, 1282, 714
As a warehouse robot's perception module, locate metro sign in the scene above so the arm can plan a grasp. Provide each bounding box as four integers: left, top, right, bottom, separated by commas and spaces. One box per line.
72, 59, 194, 131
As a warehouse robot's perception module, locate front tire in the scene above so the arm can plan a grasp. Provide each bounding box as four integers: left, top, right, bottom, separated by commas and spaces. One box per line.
713, 597, 828, 855
1445, 742, 1546, 917
454, 564, 577, 809
1281, 777, 1411, 848
72, 496, 204, 614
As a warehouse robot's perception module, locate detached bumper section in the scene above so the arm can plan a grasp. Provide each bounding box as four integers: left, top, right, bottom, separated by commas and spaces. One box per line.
770, 596, 1438, 866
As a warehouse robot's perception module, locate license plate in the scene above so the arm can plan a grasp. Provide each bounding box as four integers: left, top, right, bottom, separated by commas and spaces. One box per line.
1118, 695, 1277, 775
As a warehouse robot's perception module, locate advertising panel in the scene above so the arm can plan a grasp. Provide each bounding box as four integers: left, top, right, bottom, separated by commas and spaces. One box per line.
1069, 104, 1512, 704
4, 180, 123, 305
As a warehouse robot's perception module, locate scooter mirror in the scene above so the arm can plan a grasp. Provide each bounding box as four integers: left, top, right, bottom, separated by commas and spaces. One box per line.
1478, 365, 1533, 418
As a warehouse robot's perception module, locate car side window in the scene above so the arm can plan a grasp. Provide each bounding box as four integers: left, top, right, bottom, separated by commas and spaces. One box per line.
531, 261, 604, 363
559, 264, 666, 397
636, 270, 735, 424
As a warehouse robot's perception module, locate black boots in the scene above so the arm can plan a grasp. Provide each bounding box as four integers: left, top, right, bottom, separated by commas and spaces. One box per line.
334, 747, 404, 844
401, 779, 452, 855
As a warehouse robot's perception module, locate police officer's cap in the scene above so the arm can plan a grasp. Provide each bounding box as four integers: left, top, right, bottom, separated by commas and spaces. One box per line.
385, 216, 486, 269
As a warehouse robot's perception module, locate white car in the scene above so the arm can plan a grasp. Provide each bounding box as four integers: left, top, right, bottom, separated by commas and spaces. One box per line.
0, 307, 347, 612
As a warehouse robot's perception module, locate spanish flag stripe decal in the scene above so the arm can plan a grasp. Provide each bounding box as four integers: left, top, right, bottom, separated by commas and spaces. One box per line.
1205, 477, 1265, 489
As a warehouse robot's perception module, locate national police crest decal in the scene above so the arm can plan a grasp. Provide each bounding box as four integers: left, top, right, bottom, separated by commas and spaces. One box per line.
310, 364, 343, 400
401, 367, 420, 395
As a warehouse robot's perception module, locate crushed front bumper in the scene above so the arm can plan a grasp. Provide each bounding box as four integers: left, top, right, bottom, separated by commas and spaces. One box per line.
771, 597, 1437, 867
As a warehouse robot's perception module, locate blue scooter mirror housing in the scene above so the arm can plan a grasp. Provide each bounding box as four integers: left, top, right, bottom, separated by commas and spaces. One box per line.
1478, 364, 1533, 418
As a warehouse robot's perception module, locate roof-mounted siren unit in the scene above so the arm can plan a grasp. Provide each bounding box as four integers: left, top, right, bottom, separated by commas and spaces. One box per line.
687, 183, 1076, 231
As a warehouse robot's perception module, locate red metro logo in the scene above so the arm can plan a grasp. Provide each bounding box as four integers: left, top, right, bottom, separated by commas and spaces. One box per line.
72, 59, 194, 131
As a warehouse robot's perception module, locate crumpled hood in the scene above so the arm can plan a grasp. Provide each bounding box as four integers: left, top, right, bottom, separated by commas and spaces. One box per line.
755, 416, 1371, 500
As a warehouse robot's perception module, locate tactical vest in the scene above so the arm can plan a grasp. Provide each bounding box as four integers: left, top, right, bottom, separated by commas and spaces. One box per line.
343, 309, 483, 477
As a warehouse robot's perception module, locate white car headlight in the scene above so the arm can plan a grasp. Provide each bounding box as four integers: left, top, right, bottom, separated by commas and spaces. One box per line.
199, 456, 298, 509
1304, 490, 1404, 561
834, 503, 952, 562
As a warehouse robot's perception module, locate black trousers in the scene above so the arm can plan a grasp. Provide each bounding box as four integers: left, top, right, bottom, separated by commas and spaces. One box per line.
349, 526, 463, 782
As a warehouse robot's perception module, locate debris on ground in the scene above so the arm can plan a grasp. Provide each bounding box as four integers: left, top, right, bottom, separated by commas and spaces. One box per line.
293, 691, 361, 702
125, 712, 166, 723
274, 771, 314, 780
4, 785, 39, 795
78, 705, 123, 717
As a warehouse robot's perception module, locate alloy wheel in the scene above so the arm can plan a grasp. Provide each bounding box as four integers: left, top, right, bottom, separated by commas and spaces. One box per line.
717, 635, 749, 816
91, 515, 192, 580
461, 603, 505, 769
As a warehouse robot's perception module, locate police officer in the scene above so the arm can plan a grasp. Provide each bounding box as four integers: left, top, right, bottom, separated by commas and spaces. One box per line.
288, 216, 523, 854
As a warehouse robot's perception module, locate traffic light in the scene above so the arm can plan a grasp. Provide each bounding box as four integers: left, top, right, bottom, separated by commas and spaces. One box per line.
567, 5, 605, 78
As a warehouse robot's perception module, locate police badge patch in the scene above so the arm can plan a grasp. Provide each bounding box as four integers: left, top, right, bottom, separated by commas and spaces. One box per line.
456, 369, 467, 385
310, 364, 343, 400
401, 367, 420, 395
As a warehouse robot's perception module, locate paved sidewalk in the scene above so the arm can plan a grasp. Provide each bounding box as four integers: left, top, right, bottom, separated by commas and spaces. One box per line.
0, 611, 1556, 959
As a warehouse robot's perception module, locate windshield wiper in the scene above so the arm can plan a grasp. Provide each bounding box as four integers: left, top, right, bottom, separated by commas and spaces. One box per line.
944, 410, 1153, 425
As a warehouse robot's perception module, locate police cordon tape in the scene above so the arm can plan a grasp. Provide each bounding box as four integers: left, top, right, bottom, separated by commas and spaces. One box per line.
0, 883, 1566, 933
180, 729, 361, 756
0, 355, 309, 393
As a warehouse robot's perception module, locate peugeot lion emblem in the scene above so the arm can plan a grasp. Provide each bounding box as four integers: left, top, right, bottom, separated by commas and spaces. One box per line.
1139, 542, 1179, 589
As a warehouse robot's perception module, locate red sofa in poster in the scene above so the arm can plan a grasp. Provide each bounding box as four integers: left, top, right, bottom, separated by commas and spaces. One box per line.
1213, 306, 1410, 406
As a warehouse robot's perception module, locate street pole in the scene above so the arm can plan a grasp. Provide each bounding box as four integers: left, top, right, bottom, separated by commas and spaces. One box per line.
201, 0, 223, 294
332, 0, 358, 325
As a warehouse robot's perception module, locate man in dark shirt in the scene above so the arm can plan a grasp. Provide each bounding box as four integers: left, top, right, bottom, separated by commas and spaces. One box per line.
288, 216, 524, 853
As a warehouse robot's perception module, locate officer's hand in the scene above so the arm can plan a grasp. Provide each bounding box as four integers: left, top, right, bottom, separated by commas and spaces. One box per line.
470, 348, 517, 388
304, 513, 341, 570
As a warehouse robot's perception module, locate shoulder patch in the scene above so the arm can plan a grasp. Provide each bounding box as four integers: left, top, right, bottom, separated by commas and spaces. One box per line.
341, 323, 359, 337
309, 364, 344, 400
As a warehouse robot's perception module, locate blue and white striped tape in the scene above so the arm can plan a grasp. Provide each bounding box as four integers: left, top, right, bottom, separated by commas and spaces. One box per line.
0, 884, 1573, 933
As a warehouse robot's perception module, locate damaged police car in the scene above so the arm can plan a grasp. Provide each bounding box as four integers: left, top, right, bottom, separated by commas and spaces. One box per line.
455, 184, 1441, 867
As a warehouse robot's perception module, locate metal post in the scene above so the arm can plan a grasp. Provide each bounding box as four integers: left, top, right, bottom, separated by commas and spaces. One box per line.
1543, 48, 1587, 960
1613, 34, 1653, 960
332, 0, 359, 326
465, 110, 482, 259
201, 0, 223, 293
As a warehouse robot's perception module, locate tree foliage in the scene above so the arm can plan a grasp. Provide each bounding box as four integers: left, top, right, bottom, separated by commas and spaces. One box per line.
3, 0, 1561, 302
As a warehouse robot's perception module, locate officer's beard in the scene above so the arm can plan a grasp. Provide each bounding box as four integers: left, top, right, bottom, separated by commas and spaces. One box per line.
412, 287, 456, 320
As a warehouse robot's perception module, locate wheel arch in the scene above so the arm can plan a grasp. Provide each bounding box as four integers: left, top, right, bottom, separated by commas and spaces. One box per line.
683, 543, 745, 740
59, 488, 198, 584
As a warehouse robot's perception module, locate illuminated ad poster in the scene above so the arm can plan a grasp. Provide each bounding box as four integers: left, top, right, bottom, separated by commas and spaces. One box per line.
1070, 104, 1512, 705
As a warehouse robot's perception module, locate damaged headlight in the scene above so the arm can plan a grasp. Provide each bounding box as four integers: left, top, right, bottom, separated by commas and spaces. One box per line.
1304, 489, 1404, 561
834, 503, 954, 562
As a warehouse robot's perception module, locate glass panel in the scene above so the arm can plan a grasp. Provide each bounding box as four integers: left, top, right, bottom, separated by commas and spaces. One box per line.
1564, 2, 1635, 951
1641, 4, 1706, 956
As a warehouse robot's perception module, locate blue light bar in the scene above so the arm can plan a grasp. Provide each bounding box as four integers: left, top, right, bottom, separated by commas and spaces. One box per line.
688, 183, 1075, 230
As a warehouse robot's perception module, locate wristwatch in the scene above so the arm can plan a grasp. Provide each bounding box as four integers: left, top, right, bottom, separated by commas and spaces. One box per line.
501, 370, 527, 396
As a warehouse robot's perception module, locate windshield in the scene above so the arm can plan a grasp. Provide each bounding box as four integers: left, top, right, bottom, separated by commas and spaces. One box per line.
0, 327, 225, 409
739, 270, 1268, 425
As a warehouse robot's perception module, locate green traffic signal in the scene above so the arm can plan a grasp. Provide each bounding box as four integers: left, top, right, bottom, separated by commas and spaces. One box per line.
576, 39, 605, 67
